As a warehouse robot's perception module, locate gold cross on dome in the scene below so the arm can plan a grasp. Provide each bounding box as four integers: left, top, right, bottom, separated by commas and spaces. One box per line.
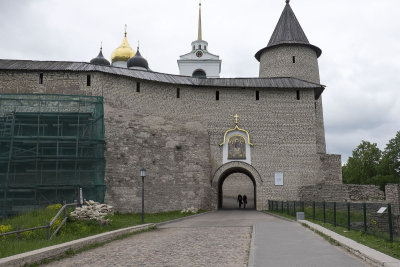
234, 114, 239, 125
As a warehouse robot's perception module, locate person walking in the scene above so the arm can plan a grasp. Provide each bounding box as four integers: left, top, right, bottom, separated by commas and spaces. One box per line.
243, 195, 247, 209
237, 194, 243, 209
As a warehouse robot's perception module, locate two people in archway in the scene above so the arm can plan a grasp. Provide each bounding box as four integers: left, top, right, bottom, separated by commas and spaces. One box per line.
237, 194, 248, 209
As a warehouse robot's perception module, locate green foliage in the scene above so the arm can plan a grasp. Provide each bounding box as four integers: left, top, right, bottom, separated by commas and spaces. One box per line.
268, 209, 400, 259
0, 208, 202, 258
380, 131, 400, 177
342, 140, 381, 184
343, 131, 400, 189
311, 221, 400, 260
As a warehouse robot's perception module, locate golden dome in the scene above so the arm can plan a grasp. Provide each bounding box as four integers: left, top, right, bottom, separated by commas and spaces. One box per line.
111, 30, 136, 63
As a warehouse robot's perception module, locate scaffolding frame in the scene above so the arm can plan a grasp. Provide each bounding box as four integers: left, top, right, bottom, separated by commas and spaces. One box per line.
0, 94, 106, 219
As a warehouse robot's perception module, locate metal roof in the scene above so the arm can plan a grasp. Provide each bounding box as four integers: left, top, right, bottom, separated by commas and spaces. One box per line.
0, 59, 325, 98
255, 2, 322, 61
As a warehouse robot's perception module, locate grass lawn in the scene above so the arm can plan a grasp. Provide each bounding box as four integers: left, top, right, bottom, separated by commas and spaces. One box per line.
266, 210, 400, 260
0, 206, 203, 259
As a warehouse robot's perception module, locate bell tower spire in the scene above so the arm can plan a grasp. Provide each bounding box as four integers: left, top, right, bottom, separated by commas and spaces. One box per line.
198, 1, 202, 40
177, 1, 221, 78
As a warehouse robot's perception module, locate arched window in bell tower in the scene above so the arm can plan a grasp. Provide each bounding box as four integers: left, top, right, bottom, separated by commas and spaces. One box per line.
192, 69, 206, 78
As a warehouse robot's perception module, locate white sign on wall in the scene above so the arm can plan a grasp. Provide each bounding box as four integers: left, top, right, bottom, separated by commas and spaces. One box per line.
275, 172, 284, 186
377, 207, 387, 214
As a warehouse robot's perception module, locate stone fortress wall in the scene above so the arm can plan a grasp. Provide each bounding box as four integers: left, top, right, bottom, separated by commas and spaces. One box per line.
0, 69, 342, 211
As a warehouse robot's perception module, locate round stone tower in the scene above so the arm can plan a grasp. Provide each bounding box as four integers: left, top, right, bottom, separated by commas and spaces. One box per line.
255, 0, 326, 154
255, 0, 322, 84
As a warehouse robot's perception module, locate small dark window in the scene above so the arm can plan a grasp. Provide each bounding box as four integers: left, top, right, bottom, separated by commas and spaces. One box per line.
39, 73, 43, 84
198, 45, 201, 49
216, 91, 219, 101
136, 82, 140, 93
192, 69, 206, 78
256, 91, 259, 100
296, 90, 300, 100
177, 88, 180, 98
86, 75, 91, 86
205, 45, 207, 50
292, 56, 296, 63
193, 45, 195, 50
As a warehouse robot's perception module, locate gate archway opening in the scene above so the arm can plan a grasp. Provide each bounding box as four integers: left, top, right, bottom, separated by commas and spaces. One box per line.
220, 172, 255, 209
212, 162, 262, 210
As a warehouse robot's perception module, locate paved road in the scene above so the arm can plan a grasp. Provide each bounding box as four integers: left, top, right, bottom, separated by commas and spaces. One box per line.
251, 220, 369, 267
44, 210, 370, 267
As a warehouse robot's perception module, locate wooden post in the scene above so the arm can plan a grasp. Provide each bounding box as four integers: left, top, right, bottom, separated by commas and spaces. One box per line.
46, 221, 50, 240
63, 200, 67, 217
17, 226, 20, 241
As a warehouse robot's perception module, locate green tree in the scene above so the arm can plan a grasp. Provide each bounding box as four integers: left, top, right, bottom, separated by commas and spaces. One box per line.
374, 131, 400, 188
342, 140, 381, 185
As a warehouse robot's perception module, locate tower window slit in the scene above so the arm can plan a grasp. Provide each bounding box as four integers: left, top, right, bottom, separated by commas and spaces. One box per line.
296, 90, 300, 100
177, 88, 180, 98
256, 90, 259, 101
136, 82, 140, 93
292, 56, 296, 63
216, 91, 219, 101
39, 73, 43, 84
86, 75, 91, 86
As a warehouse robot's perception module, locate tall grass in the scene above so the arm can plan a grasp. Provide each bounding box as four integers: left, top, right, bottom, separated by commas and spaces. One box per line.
0, 207, 202, 258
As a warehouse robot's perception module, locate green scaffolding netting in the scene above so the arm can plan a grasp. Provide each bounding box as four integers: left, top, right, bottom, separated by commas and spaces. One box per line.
0, 94, 106, 219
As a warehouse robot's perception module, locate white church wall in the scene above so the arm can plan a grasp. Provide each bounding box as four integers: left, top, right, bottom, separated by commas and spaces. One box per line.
178, 61, 221, 77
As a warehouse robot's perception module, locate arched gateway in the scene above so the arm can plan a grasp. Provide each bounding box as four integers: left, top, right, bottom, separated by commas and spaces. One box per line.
211, 161, 263, 210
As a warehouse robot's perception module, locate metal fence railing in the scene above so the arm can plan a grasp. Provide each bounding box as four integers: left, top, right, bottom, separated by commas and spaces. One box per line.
268, 200, 399, 243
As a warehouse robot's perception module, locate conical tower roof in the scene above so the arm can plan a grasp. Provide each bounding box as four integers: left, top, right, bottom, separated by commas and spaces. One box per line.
255, 1, 321, 61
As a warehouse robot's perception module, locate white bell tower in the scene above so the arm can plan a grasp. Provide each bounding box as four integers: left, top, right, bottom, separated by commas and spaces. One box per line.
177, 1, 221, 78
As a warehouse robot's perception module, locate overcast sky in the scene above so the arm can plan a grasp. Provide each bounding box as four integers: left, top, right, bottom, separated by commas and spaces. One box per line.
0, 0, 399, 164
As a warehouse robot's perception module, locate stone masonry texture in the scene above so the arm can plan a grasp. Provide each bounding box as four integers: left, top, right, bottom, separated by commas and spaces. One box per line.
299, 184, 385, 202
0, 67, 344, 212
258, 45, 321, 84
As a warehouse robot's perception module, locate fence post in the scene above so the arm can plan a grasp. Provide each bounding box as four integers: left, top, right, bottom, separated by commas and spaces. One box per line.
363, 203, 367, 233
323, 201, 326, 223
347, 202, 351, 230
281, 201, 283, 213
17, 226, 20, 241
46, 221, 50, 240
313, 201, 315, 220
294, 201, 296, 215
388, 204, 393, 243
333, 202, 337, 227
287, 202, 289, 215
63, 200, 67, 217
